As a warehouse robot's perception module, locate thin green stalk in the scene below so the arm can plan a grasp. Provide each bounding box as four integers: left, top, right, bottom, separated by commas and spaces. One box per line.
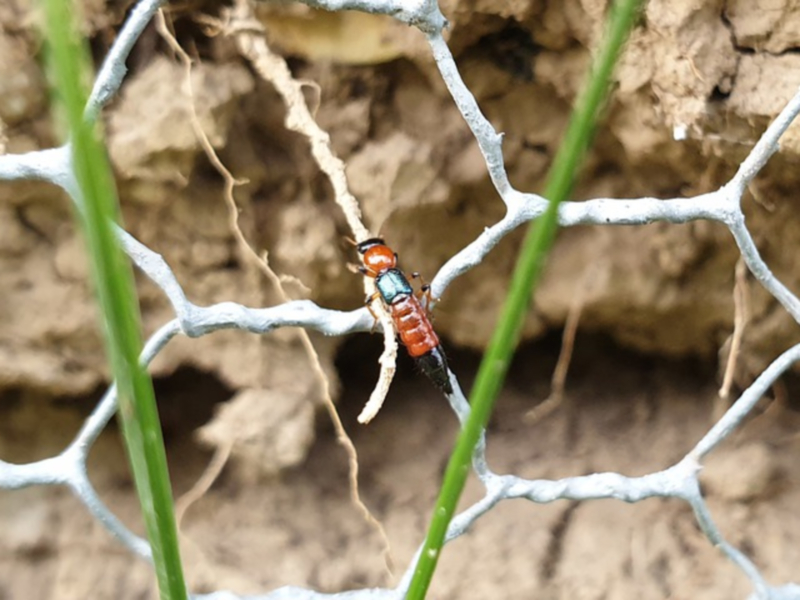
42, 1, 188, 598
406, 1, 644, 597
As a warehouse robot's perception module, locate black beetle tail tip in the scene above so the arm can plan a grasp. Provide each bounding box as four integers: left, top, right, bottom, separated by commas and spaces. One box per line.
415, 347, 453, 395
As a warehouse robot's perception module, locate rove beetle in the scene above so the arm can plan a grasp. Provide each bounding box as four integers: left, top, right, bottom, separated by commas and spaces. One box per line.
356, 238, 453, 395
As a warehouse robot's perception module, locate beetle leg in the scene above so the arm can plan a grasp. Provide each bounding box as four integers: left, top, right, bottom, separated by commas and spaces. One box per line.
364, 293, 382, 332
411, 272, 433, 314
347, 262, 364, 274
421, 285, 434, 315
355, 264, 378, 277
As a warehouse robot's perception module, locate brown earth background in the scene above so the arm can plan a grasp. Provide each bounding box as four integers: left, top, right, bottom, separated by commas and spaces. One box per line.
1, 0, 800, 598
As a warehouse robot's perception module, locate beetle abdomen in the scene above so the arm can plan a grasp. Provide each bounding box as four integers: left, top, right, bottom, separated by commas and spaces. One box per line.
391, 294, 440, 358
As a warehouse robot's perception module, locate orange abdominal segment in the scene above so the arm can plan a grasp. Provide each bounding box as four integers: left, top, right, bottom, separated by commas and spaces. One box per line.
392, 295, 440, 358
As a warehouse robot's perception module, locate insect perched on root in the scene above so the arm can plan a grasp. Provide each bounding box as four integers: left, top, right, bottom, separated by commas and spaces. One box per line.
355, 238, 453, 395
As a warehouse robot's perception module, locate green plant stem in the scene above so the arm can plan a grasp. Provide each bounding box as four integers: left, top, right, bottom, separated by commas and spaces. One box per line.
406, 1, 644, 598
42, 1, 188, 598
